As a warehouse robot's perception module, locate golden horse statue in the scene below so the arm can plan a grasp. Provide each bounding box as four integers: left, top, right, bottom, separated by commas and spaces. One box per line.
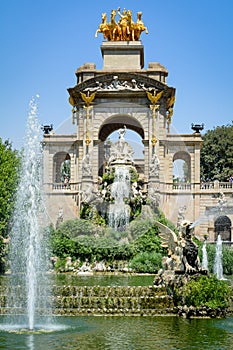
126, 10, 135, 41
95, 9, 148, 41
134, 12, 148, 41
95, 13, 111, 41
109, 9, 121, 41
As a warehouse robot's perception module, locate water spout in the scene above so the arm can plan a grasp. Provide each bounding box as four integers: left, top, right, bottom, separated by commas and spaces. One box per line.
7, 97, 50, 330
108, 166, 130, 231
201, 241, 208, 271
213, 234, 224, 280
189, 215, 208, 229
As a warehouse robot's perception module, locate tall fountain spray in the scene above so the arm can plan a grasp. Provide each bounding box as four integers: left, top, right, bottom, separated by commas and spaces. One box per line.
108, 167, 131, 231
213, 234, 224, 280
201, 240, 209, 271
7, 97, 50, 330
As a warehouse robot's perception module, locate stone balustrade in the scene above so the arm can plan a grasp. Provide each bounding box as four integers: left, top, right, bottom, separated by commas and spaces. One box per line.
50, 181, 233, 193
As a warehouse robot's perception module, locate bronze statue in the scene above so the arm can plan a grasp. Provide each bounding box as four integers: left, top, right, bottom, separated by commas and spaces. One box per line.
156, 220, 201, 274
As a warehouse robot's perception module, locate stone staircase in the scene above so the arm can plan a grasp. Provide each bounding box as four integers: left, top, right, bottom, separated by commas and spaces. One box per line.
0, 285, 175, 316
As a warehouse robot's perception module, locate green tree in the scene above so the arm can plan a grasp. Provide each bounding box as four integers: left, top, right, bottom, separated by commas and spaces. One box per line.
0, 139, 20, 236
0, 139, 20, 272
200, 123, 233, 181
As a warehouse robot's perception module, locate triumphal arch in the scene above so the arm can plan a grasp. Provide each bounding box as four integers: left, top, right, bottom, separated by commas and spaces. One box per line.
43, 9, 233, 242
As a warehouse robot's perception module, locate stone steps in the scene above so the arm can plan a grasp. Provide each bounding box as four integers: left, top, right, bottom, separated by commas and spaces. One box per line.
0, 285, 175, 316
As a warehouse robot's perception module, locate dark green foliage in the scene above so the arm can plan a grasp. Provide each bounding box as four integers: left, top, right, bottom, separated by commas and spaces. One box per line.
127, 220, 163, 272
127, 218, 158, 240
129, 251, 162, 273
50, 216, 164, 272
178, 275, 230, 308
129, 167, 139, 183
75, 236, 134, 262
0, 237, 7, 274
80, 204, 107, 225
222, 246, 233, 275
51, 220, 133, 263
56, 218, 101, 239
200, 123, 233, 181
129, 194, 144, 220
50, 226, 77, 259
0, 139, 20, 272
157, 211, 178, 233
102, 168, 115, 186
0, 139, 20, 237
132, 226, 162, 254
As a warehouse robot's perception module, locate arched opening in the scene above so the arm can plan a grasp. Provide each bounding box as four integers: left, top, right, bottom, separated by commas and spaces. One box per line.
173, 151, 191, 183
214, 216, 231, 241
98, 114, 144, 141
53, 152, 71, 183
98, 115, 144, 176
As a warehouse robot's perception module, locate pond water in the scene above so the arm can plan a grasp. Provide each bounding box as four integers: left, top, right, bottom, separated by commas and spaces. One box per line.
0, 315, 233, 350
1, 274, 232, 349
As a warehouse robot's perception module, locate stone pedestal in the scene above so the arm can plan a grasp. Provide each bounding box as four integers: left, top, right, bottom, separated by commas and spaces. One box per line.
101, 41, 144, 70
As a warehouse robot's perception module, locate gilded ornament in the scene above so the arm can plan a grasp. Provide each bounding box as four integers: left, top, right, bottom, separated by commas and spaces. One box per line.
146, 90, 163, 105
80, 91, 96, 107
95, 9, 148, 41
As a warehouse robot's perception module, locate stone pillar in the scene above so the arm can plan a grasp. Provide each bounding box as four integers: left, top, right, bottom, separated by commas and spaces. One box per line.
143, 140, 150, 182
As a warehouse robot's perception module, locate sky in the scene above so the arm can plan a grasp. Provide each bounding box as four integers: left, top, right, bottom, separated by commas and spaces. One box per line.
1, 0, 233, 150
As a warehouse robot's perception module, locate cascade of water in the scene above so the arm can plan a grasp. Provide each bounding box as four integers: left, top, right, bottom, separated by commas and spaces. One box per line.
213, 234, 224, 280
7, 97, 50, 330
201, 241, 208, 271
108, 166, 131, 231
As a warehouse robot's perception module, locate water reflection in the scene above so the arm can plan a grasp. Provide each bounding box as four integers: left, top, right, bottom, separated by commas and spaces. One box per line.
0, 316, 232, 350
26, 335, 34, 350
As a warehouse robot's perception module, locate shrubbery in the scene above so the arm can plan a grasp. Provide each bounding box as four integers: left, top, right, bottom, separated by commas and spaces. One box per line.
175, 275, 231, 309
51, 214, 233, 276
50, 216, 165, 273
129, 251, 162, 273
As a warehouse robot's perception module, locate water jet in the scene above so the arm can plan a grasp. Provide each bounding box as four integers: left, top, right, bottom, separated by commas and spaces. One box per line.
5, 97, 52, 331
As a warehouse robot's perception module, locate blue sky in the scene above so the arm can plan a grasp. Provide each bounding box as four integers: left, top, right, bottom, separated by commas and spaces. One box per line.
1, 0, 233, 149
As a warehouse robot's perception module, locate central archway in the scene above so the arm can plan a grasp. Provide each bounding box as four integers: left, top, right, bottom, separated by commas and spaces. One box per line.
98, 114, 144, 141
97, 114, 145, 176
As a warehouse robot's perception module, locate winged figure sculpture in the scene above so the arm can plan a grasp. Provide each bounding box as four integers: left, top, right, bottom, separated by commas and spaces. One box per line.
146, 90, 163, 105
155, 220, 201, 274
80, 91, 97, 107
155, 221, 178, 255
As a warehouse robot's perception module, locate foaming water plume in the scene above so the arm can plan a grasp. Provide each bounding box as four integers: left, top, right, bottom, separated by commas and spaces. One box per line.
6, 96, 52, 331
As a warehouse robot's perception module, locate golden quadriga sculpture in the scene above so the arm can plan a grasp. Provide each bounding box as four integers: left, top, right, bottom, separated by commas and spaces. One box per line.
95, 8, 148, 41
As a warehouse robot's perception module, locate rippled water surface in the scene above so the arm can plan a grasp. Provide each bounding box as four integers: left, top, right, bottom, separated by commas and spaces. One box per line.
0, 315, 233, 350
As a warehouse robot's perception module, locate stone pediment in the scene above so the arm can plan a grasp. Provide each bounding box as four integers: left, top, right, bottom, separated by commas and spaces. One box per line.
68, 72, 175, 107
